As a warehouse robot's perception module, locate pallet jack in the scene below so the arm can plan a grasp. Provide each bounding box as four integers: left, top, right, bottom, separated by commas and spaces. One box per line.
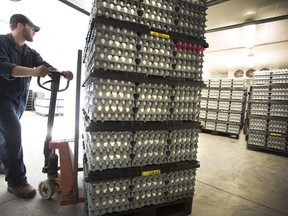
37, 50, 85, 205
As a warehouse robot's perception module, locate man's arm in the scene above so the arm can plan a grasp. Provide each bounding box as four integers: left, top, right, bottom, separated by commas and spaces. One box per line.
11, 65, 49, 77
0, 36, 49, 78
33, 49, 73, 80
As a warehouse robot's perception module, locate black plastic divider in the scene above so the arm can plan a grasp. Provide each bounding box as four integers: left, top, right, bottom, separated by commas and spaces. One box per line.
84, 160, 200, 182
200, 108, 243, 114
200, 118, 241, 126
247, 144, 288, 157
201, 128, 239, 139
202, 86, 246, 91
248, 99, 288, 104
83, 68, 204, 87
204, 79, 244, 85
251, 83, 288, 88
201, 97, 243, 103
249, 114, 288, 121
83, 109, 201, 132
246, 128, 268, 133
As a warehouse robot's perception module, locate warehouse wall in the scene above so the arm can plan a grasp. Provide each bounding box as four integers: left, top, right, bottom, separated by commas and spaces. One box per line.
203, 70, 228, 79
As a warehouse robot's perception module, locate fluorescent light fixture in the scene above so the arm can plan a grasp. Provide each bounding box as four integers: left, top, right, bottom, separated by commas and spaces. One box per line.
243, 23, 256, 48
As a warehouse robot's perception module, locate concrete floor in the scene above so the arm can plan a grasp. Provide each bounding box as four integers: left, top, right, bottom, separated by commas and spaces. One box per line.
0, 111, 288, 216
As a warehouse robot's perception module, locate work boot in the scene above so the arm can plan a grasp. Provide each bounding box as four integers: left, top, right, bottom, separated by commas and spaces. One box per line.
8, 183, 36, 198
0, 162, 4, 174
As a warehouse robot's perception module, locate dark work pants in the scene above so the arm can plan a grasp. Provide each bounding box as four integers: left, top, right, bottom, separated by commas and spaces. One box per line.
0, 99, 27, 186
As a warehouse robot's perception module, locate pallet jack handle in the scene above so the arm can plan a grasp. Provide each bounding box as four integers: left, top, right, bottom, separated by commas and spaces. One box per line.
37, 71, 70, 92
37, 71, 70, 173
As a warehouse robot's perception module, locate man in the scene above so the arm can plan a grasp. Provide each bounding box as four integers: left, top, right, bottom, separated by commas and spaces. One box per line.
0, 14, 73, 198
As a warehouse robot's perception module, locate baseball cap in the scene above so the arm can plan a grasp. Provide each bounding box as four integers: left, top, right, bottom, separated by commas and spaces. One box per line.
10, 14, 40, 32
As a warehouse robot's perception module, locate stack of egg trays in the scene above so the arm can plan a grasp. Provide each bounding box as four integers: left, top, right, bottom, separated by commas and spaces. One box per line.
82, 0, 208, 215
247, 116, 288, 150
84, 19, 206, 80
247, 130, 267, 147
135, 83, 171, 121
247, 69, 288, 153
83, 127, 199, 172
172, 40, 204, 80
89, 0, 206, 37
199, 79, 246, 136
174, 0, 206, 38
137, 31, 204, 80
86, 0, 207, 79
266, 70, 288, 150
82, 119, 201, 215
252, 70, 271, 86
82, 121, 201, 215
83, 77, 202, 122
170, 85, 202, 121
84, 167, 197, 216
84, 22, 139, 76
84, 78, 135, 121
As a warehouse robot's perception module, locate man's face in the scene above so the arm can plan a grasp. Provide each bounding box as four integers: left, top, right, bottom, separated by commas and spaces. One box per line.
22, 24, 35, 42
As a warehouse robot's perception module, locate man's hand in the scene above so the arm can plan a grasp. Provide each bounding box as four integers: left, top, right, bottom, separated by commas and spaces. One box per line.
61, 71, 74, 80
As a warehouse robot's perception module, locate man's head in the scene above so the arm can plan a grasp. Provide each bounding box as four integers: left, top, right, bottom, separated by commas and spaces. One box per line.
10, 14, 40, 32
9, 14, 40, 43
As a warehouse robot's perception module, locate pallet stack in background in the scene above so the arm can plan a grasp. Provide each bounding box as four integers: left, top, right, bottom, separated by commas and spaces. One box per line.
25, 90, 34, 111
34, 97, 65, 116
82, 0, 208, 215
246, 69, 288, 156
200, 79, 246, 139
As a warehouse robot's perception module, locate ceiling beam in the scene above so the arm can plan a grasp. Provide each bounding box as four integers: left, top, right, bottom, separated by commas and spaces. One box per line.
206, 14, 288, 33
207, 0, 230, 7
205, 40, 288, 54
58, 0, 90, 16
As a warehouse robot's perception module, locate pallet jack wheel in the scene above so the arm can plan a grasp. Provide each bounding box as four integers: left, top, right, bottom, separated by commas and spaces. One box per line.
38, 179, 56, 200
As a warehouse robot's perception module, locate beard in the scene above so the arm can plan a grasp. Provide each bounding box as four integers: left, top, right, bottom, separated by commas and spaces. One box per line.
23, 28, 34, 42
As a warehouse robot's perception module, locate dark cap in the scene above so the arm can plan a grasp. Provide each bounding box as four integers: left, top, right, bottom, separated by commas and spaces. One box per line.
10, 14, 40, 32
